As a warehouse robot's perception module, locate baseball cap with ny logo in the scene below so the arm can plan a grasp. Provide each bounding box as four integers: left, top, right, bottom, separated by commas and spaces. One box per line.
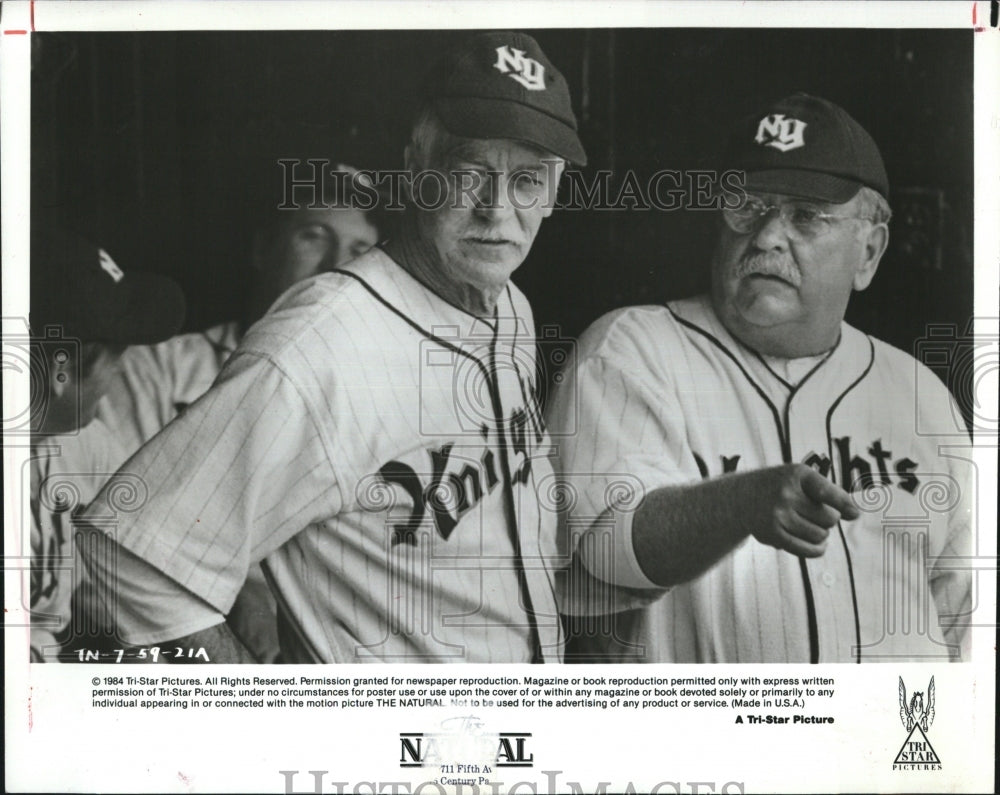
424, 31, 588, 165
725, 92, 889, 203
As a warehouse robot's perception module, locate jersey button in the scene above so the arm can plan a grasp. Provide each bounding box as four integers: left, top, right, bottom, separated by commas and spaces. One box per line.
821, 572, 835, 587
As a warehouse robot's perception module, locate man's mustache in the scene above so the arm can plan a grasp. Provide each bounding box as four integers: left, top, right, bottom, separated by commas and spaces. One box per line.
735, 251, 801, 287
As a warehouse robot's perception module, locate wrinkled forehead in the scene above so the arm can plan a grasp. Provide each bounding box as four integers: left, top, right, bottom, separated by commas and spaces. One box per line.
746, 190, 858, 211
441, 135, 564, 169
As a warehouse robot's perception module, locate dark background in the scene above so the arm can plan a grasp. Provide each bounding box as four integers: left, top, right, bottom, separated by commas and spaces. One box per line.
31, 29, 974, 413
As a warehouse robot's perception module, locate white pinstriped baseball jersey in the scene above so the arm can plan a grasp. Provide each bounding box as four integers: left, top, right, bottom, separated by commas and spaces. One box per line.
83, 247, 562, 663
547, 294, 971, 663
94, 321, 279, 662
96, 322, 240, 456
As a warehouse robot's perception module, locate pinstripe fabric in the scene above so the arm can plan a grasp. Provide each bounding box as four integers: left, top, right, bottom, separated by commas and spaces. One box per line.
547, 295, 971, 663
83, 248, 561, 662
93, 321, 278, 660
96, 323, 240, 456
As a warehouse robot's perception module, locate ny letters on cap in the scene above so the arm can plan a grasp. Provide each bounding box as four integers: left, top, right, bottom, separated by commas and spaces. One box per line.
755, 113, 807, 152
425, 31, 587, 165
726, 92, 888, 203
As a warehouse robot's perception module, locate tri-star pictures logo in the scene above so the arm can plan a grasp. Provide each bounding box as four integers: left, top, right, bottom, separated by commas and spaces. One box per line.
893, 676, 941, 771
754, 113, 807, 152
493, 45, 546, 91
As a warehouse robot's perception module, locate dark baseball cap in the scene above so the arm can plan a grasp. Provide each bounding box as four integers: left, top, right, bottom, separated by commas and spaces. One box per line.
31, 227, 186, 344
725, 93, 888, 203
426, 31, 587, 165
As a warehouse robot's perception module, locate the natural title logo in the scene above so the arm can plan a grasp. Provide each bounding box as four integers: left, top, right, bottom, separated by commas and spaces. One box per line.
893, 676, 941, 771
400, 719, 533, 771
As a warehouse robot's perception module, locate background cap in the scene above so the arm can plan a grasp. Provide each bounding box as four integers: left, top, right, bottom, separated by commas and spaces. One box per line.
31, 227, 186, 344
724, 92, 888, 203
426, 31, 587, 165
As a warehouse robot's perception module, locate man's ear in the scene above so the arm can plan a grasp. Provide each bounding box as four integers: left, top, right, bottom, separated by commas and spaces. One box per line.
853, 221, 889, 292
540, 160, 566, 219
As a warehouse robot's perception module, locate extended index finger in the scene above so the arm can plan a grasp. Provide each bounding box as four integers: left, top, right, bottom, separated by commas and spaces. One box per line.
800, 469, 860, 521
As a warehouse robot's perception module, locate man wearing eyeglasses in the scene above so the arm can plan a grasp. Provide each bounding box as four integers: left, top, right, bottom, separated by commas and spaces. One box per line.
547, 93, 971, 663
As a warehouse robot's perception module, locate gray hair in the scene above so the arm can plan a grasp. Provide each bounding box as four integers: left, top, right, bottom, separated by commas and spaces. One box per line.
407, 105, 457, 170
408, 104, 568, 170
855, 185, 892, 225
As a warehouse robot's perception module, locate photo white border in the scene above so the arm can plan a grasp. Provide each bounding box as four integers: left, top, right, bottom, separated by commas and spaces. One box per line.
3, 2, 996, 792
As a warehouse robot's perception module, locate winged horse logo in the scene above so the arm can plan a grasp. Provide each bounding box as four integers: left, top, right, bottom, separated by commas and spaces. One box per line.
899, 676, 935, 732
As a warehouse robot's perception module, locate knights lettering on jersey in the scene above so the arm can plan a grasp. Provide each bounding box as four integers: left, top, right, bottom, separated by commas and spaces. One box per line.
693, 436, 919, 494
693, 452, 741, 478
507, 375, 547, 486
826, 437, 919, 494
379, 431, 501, 547
376, 374, 546, 548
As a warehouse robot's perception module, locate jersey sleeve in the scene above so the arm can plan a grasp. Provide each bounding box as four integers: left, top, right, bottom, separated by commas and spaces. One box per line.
900, 355, 974, 662
547, 320, 698, 613
79, 533, 225, 646
930, 488, 972, 661
81, 349, 342, 623
930, 398, 974, 661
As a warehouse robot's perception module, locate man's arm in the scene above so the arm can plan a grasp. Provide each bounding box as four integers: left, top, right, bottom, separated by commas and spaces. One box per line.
930, 447, 974, 662
79, 530, 257, 662
80, 352, 341, 663
627, 463, 860, 587
547, 331, 857, 595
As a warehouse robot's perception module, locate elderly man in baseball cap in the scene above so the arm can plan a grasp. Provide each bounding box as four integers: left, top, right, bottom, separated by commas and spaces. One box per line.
29, 226, 185, 661
390, 30, 585, 316
549, 93, 971, 663
78, 32, 585, 664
